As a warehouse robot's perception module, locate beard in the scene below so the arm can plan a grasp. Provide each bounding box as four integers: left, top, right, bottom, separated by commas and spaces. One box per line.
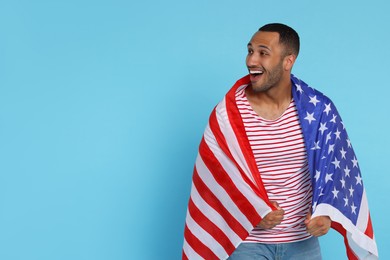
250, 59, 284, 93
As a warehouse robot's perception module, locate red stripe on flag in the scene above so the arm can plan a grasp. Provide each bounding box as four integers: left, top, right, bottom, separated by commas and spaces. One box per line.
192, 169, 248, 239
331, 222, 358, 260
224, 78, 272, 202
182, 250, 188, 260
184, 224, 219, 260
188, 198, 235, 255
365, 213, 374, 239
208, 109, 262, 197
199, 137, 261, 226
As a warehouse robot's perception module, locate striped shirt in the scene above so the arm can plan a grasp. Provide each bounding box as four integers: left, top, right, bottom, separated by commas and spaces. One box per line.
236, 86, 313, 243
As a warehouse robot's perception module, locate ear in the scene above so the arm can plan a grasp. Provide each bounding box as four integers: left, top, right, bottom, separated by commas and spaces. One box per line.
283, 54, 296, 71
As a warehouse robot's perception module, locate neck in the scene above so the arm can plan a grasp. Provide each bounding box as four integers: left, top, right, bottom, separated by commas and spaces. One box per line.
245, 75, 293, 120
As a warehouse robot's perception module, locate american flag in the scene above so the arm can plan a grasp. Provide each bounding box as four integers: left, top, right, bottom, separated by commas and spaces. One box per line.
182, 75, 378, 259
292, 75, 378, 259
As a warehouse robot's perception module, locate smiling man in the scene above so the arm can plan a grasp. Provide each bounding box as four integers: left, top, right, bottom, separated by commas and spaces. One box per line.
182, 23, 378, 260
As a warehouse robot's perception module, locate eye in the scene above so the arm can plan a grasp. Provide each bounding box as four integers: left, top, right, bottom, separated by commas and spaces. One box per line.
247, 49, 254, 54
260, 51, 268, 56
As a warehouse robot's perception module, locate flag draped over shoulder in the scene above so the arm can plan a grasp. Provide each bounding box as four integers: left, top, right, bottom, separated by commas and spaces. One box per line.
182, 75, 378, 260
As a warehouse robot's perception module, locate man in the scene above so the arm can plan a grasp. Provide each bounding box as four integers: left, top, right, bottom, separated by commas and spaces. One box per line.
183, 23, 378, 260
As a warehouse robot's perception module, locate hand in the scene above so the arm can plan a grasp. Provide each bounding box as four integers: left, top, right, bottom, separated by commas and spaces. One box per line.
305, 212, 331, 237
257, 201, 284, 229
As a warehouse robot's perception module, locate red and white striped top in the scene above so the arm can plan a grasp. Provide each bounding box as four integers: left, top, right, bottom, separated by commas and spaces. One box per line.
236, 86, 313, 244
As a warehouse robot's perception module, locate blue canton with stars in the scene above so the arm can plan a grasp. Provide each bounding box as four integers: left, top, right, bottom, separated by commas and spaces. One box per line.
291, 75, 363, 225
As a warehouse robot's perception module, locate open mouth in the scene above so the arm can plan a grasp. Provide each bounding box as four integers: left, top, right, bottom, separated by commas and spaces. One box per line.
249, 70, 264, 80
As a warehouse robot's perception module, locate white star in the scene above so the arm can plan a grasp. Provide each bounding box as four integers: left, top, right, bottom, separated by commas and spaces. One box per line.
296, 84, 303, 94
319, 122, 328, 135
328, 143, 335, 154
330, 114, 337, 123
334, 128, 341, 140
351, 157, 358, 168
340, 147, 347, 159
311, 141, 321, 150
309, 95, 320, 106
346, 139, 352, 148
325, 173, 333, 183
326, 132, 332, 144
349, 185, 355, 197
318, 187, 325, 197
351, 203, 357, 214
355, 174, 363, 185
332, 186, 339, 199
344, 165, 351, 177
343, 196, 349, 207
331, 157, 341, 169
341, 121, 345, 129
340, 177, 346, 188
304, 112, 316, 124
324, 103, 332, 115
315, 170, 321, 181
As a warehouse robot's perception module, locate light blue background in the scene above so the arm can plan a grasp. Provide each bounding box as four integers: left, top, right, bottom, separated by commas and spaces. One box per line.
0, 1, 388, 259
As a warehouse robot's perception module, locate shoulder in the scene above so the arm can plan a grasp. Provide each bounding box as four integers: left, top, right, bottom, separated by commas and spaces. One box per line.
291, 74, 334, 107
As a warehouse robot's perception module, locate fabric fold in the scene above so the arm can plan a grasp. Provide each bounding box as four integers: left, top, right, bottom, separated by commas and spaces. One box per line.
182, 74, 378, 260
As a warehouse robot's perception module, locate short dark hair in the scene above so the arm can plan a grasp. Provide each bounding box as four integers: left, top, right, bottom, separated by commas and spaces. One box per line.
259, 23, 300, 57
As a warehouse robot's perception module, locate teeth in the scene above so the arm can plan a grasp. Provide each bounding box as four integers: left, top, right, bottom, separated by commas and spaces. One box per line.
250, 70, 263, 74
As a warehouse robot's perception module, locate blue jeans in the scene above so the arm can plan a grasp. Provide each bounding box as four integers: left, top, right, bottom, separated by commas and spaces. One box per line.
228, 236, 322, 260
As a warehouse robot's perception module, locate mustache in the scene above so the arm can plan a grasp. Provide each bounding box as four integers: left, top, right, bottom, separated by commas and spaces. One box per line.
247, 66, 265, 71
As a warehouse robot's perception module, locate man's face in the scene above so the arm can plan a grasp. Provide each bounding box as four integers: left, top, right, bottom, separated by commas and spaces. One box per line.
246, 31, 287, 93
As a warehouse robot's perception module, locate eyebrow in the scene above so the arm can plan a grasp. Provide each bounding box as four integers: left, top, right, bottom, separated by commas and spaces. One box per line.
247, 43, 272, 51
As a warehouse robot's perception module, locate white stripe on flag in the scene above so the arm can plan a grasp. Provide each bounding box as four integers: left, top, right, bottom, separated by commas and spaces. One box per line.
186, 210, 227, 258
190, 183, 242, 243
356, 189, 369, 230
196, 155, 253, 231
215, 98, 258, 185
182, 238, 203, 260
312, 203, 378, 258
203, 126, 272, 219
347, 232, 377, 260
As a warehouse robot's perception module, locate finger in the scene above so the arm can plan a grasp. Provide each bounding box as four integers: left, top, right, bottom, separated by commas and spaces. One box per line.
308, 226, 329, 237
305, 219, 314, 230
273, 209, 284, 216
270, 201, 281, 210
306, 219, 321, 232
307, 225, 322, 237
308, 216, 328, 229
305, 211, 312, 225
306, 223, 317, 235
271, 213, 284, 223
306, 217, 330, 236
269, 212, 284, 223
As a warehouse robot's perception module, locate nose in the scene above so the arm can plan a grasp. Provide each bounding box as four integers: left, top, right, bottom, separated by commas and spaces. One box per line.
246, 53, 260, 68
